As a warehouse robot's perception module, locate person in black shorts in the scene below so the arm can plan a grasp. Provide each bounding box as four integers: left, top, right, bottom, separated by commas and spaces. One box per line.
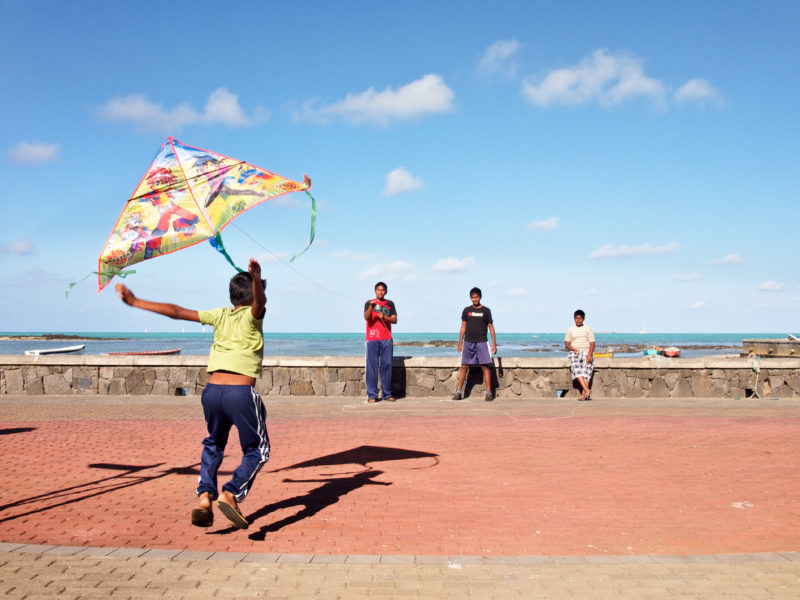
453, 287, 497, 401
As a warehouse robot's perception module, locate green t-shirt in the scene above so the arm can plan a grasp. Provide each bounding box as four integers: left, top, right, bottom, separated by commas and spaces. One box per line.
198, 306, 264, 378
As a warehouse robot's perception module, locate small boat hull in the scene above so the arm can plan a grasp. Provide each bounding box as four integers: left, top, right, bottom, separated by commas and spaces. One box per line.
25, 344, 86, 356
105, 348, 181, 356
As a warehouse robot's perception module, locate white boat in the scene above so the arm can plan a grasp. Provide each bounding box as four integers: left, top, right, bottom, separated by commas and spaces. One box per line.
25, 344, 85, 356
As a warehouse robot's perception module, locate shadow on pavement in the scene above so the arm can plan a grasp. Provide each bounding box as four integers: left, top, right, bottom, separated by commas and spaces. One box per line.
0, 462, 198, 523
272, 445, 439, 472
241, 470, 391, 540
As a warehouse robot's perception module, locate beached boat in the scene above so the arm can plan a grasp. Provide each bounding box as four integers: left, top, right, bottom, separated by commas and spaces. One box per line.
104, 348, 181, 356
594, 351, 614, 358
25, 344, 85, 356
662, 347, 681, 358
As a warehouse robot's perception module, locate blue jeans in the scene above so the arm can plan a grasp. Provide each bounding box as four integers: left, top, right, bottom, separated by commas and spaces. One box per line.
365, 339, 393, 398
197, 384, 270, 502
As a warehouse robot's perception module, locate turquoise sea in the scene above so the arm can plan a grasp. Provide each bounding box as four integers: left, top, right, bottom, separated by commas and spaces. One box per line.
2, 332, 792, 358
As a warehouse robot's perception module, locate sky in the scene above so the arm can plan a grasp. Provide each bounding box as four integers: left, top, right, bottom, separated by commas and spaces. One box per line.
1, 0, 798, 334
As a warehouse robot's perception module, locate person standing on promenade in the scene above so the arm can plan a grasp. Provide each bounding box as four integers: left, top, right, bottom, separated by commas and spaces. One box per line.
453, 287, 497, 401
565, 309, 595, 400
115, 258, 268, 530
364, 281, 397, 402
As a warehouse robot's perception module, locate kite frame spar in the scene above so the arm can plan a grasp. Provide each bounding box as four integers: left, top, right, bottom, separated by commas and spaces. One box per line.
97, 137, 313, 292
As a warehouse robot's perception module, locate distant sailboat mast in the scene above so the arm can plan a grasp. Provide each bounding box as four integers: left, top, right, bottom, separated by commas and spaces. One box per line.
640, 321, 646, 335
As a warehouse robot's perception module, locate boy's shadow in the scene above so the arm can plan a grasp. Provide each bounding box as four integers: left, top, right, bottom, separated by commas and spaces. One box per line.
214, 470, 390, 540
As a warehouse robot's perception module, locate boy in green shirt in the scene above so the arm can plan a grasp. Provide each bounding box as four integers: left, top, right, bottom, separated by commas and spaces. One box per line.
116, 258, 267, 530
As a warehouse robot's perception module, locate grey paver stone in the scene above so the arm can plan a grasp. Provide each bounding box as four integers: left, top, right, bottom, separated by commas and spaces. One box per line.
617, 554, 656, 563
379, 554, 415, 564
684, 554, 723, 563
551, 555, 590, 564
141, 549, 182, 559
44, 546, 85, 555
345, 554, 380, 564
208, 552, 247, 562
515, 556, 555, 565
482, 556, 522, 565
0, 542, 25, 552
173, 550, 213, 561
309, 554, 347, 564
13, 544, 55, 554
584, 555, 624, 564
276, 553, 313, 563
106, 547, 148, 558
448, 555, 484, 565
241, 553, 280, 563
414, 555, 450, 565
75, 547, 117, 557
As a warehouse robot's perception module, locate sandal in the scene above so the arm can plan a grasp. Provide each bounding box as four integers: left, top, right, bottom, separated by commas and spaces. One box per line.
190, 507, 213, 528
215, 499, 249, 529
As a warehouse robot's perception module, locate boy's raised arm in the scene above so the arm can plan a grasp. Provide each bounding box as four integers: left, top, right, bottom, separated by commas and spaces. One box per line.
249, 258, 267, 319
115, 284, 200, 322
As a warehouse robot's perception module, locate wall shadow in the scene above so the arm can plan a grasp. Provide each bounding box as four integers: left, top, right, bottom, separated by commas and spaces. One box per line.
0, 427, 36, 436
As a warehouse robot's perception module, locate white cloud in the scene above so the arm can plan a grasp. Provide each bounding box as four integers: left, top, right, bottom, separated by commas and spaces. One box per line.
8, 142, 60, 164
294, 74, 455, 126
509, 287, 528, 296
675, 272, 702, 281
526, 217, 559, 231
98, 87, 266, 131
332, 250, 381, 261
675, 78, 720, 104
203, 88, 250, 126
0, 239, 34, 255
521, 49, 667, 108
477, 39, 521, 79
383, 167, 424, 196
432, 256, 476, 273
360, 259, 414, 281
690, 300, 706, 309
759, 280, 785, 292
712, 253, 746, 266
589, 242, 680, 259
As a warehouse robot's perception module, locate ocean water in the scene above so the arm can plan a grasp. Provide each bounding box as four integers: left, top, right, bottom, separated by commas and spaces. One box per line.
0, 331, 789, 358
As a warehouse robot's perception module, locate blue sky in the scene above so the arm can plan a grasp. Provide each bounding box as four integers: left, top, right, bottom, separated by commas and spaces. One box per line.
1, 1, 798, 333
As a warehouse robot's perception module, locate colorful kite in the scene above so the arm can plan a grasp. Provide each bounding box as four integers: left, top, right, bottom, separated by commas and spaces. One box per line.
96, 137, 315, 292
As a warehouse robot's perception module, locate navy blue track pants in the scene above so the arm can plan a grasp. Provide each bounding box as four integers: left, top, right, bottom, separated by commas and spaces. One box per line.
197, 383, 270, 502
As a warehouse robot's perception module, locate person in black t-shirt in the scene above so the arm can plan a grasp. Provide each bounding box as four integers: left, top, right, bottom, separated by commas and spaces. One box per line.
453, 287, 497, 401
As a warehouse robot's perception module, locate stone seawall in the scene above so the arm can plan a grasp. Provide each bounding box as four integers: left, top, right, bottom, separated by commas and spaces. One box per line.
2, 355, 798, 398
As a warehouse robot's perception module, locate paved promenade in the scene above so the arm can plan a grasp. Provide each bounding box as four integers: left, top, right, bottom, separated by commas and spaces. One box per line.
1, 394, 799, 598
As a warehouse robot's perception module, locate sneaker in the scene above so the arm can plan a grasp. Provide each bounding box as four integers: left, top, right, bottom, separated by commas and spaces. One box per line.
485, 390, 494, 402
452, 390, 463, 400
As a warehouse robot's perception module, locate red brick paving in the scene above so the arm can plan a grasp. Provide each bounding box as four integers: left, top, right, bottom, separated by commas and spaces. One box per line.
1, 412, 798, 556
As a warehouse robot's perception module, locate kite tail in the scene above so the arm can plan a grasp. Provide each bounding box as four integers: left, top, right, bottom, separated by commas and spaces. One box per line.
209, 232, 245, 273
67, 267, 136, 298
290, 190, 317, 262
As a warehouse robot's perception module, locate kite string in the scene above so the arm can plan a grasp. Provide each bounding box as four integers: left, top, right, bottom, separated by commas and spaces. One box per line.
230, 223, 357, 301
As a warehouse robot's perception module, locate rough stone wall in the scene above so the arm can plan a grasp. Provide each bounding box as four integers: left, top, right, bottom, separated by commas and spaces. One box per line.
1, 356, 798, 398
